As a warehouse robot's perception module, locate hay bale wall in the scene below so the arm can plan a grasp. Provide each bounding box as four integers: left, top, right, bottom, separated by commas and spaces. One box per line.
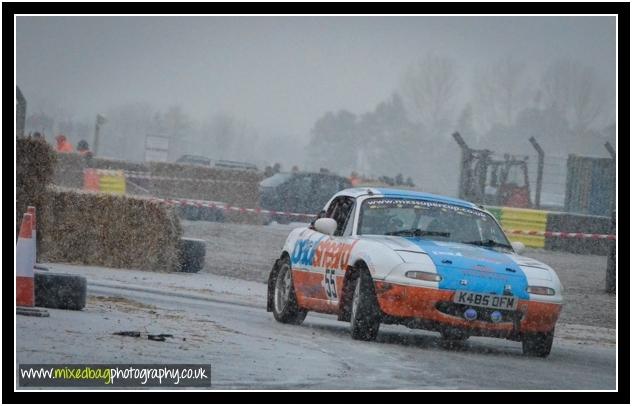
18, 140, 182, 271
53, 153, 263, 209
39, 188, 182, 271
17, 138, 57, 240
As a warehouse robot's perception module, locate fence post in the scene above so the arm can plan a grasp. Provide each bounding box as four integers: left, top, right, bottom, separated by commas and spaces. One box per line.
93, 114, 106, 156
16, 86, 27, 138
605, 210, 616, 294
528, 136, 544, 209
452, 132, 469, 200
605, 141, 616, 214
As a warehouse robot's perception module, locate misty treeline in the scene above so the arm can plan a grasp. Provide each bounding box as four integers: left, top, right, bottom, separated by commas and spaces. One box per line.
24, 54, 614, 196
26, 102, 303, 169
306, 55, 614, 195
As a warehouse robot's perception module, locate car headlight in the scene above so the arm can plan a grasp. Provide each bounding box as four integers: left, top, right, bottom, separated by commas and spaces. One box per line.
405, 271, 442, 282
527, 286, 556, 295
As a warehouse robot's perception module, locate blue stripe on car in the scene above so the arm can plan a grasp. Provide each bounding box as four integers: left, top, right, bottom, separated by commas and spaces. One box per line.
405, 239, 530, 300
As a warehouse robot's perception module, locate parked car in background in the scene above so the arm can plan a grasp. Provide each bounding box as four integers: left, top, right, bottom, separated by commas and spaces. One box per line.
259, 171, 352, 224
176, 154, 211, 167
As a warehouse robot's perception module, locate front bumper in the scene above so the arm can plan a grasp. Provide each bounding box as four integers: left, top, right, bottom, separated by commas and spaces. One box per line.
374, 281, 561, 335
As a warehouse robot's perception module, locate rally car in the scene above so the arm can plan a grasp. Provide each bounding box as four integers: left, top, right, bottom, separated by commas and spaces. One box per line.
266, 188, 563, 357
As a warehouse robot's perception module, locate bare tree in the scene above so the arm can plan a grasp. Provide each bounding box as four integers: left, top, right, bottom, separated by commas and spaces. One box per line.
540, 59, 608, 134
104, 102, 155, 161
472, 56, 531, 132
401, 53, 458, 137
160, 105, 194, 160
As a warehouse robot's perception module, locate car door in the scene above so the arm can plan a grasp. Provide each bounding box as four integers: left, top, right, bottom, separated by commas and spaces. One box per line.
293, 196, 357, 312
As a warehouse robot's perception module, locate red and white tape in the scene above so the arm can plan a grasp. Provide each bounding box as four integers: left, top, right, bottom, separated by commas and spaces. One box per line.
505, 229, 616, 240
150, 197, 316, 220
148, 197, 616, 239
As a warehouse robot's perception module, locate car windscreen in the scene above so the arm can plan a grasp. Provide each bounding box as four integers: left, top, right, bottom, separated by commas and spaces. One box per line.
357, 198, 511, 248
260, 173, 293, 187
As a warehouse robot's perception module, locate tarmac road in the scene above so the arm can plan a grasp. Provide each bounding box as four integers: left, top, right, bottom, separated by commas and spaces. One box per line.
16, 264, 616, 390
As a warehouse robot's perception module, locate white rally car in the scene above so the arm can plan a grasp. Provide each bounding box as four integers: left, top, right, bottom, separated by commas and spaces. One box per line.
267, 188, 563, 357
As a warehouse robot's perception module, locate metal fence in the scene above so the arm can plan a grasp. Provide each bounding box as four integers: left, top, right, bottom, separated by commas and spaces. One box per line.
525, 154, 567, 210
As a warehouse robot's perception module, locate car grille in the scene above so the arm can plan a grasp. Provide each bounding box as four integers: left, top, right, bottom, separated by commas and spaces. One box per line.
435, 301, 524, 323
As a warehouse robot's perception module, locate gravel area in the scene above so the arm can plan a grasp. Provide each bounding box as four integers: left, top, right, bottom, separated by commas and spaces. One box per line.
181, 220, 616, 329
521, 248, 616, 329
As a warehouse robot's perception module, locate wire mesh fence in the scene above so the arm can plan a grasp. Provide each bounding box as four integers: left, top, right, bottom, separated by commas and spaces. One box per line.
525, 154, 568, 210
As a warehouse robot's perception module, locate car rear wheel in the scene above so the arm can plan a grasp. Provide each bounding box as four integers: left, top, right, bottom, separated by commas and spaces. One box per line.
350, 271, 381, 341
272, 260, 307, 324
522, 330, 554, 357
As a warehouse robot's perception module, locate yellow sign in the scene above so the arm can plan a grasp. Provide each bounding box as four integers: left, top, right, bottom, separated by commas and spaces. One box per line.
501, 207, 548, 248
98, 170, 126, 195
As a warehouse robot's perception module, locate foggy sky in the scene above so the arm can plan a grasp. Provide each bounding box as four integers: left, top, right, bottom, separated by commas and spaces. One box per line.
16, 15, 616, 137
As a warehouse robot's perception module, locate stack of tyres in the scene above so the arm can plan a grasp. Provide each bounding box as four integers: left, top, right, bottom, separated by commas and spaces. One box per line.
177, 204, 226, 222
34, 271, 87, 310
177, 238, 206, 273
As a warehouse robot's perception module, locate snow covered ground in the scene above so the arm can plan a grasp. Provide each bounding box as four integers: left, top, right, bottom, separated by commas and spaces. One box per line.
15, 220, 617, 390
17, 262, 615, 390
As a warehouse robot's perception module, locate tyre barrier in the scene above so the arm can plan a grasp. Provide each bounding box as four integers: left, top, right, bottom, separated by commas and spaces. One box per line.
176, 204, 225, 222
485, 205, 614, 255
177, 238, 206, 273
545, 212, 612, 255
154, 197, 314, 224
605, 211, 616, 294
34, 271, 87, 310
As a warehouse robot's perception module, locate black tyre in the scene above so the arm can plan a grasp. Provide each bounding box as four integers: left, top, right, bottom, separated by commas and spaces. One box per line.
522, 330, 554, 357
178, 238, 206, 273
215, 208, 226, 223
261, 214, 273, 226
181, 205, 200, 221
199, 207, 213, 222
35, 271, 87, 310
350, 270, 381, 341
272, 259, 307, 324
200, 207, 224, 222
275, 215, 291, 225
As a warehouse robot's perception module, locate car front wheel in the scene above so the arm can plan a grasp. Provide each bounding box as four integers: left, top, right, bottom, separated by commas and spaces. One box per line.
522, 330, 554, 357
350, 271, 381, 341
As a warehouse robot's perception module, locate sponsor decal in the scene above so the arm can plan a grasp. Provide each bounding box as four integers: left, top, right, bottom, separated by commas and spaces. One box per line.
432, 250, 463, 257
365, 199, 485, 217
291, 237, 323, 267
291, 238, 358, 271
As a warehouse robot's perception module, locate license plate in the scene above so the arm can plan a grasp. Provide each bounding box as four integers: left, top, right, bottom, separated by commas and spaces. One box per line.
453, 291, 518, 310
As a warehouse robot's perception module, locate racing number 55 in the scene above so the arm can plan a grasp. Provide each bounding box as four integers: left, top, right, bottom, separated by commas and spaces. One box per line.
324, 269, 337, 300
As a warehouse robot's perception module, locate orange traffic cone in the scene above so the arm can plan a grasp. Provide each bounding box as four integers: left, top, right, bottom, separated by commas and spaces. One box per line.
27, 206, 36, 263
16, 213, 35, 307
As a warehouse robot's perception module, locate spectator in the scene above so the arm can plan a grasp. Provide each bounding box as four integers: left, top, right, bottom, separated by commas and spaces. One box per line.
77, 139, 93, 158
264, 166, 274, 177
55, 134, 74, 153
349, 171, 362, 187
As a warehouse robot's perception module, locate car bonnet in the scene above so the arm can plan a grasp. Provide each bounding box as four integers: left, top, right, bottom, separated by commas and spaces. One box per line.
403, 239, 530, 300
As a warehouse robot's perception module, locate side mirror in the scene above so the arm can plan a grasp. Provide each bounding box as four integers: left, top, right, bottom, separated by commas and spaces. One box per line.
314, 218, 337, 235
310, 210, 326, 227
511, 241, 525, 255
